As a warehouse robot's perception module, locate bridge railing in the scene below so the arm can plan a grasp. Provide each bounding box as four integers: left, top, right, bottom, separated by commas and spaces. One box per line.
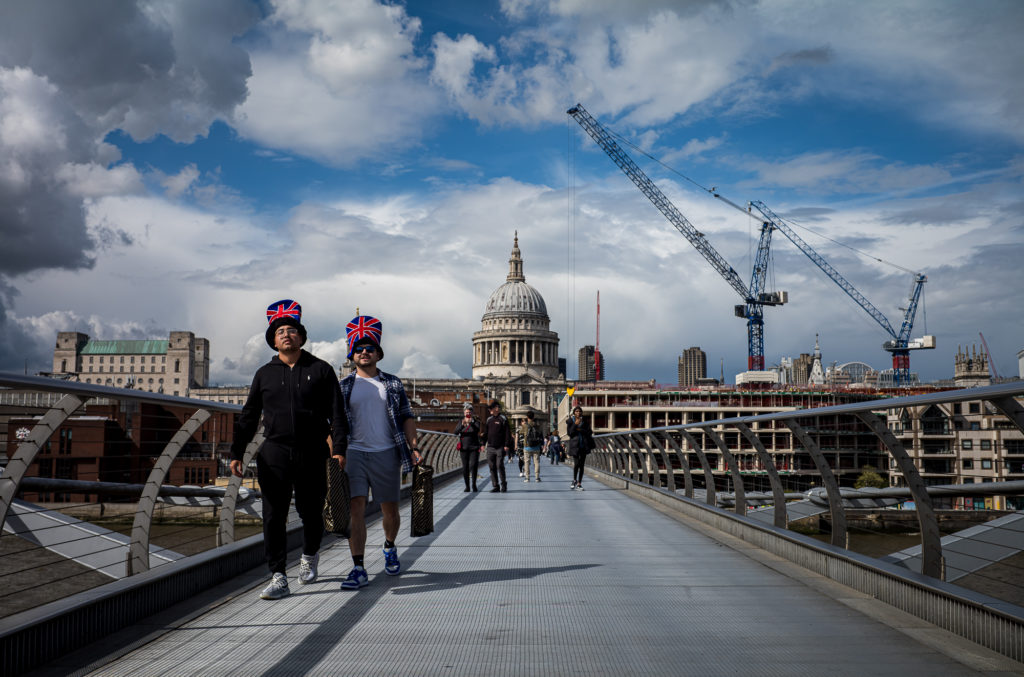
0, 373, 461, 593
590, 381, 1024, 581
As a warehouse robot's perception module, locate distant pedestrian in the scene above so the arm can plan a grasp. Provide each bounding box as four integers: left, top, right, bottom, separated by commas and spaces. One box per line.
230, 300, 348, 601
515, 424, 526, 477
518, 411, 543, 482
453, 405, 482, 492
546, 432, 563, 464
482, 399, 511, 492
566, 405, 595, 491
337, 315, 421, 590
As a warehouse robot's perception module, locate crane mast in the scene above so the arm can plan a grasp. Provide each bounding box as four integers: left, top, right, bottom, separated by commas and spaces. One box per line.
749, 200, 932, 385
567, 103, 785, 370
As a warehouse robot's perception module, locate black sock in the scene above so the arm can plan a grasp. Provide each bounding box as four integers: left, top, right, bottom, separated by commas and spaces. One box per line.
353, 555, 364, 568
384, 539, 395, 549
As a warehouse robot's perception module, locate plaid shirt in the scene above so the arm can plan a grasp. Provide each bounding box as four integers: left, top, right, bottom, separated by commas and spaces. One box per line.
339, 369, 415, 473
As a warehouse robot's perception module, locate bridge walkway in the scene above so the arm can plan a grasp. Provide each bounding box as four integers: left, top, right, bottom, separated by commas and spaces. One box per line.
32, 464, 1022, 676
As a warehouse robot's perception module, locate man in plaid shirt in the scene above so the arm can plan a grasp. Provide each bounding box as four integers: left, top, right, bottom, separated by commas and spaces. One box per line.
335, 315, 421, 590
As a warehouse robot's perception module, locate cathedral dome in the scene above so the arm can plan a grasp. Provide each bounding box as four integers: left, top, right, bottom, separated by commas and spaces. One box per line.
472, 232, 559, 381
481, 232, 549, 319
483, 281, 548, 318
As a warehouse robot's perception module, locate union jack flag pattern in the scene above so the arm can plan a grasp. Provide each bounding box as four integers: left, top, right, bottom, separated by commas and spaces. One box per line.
267, 299, 302, 324
346, 315, 382, 356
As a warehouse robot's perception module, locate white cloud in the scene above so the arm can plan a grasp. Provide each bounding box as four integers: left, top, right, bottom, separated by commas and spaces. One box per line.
397, 351, 460, 379
158, 164, 201, 198
233, 0, 442, 165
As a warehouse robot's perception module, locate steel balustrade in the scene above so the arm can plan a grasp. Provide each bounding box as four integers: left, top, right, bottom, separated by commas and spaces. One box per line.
591, 380, 1024, 578
0, 374, 463, 577
735, 422, 787, 527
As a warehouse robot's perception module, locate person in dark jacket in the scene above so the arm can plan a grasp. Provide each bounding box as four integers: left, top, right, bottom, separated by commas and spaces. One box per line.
566, 405, 594, 491
453, 405, 482, 492
481, 399, 512, 492
230, 300, 347, 600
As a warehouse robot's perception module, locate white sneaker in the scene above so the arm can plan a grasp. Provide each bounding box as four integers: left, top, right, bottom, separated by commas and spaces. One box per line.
260, 572, 290, 600
298, 553, 319, 584
519, 472, 524, 477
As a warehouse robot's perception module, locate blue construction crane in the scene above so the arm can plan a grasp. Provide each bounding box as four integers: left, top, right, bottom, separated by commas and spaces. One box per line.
748, 200, 933, 385
567, 104, 786, 370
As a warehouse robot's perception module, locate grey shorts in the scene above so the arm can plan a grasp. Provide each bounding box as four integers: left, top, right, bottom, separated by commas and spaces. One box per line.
346, 448, 402, 503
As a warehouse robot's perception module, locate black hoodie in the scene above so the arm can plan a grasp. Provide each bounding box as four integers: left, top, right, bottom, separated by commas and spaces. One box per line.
230, 350, 347, 461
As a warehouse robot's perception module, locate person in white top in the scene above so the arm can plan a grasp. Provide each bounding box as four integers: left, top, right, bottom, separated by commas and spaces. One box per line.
336, 315, 421, 590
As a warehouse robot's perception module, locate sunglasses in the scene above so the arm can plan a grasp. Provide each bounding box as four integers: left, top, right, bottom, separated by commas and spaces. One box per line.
352, 345, 377, 354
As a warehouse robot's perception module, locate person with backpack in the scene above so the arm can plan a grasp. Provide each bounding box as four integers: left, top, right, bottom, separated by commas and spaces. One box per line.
518, 411, 544, 482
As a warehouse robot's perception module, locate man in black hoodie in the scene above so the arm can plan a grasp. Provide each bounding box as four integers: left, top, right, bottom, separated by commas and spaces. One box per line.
482, 399, 512, 493
230, 300, 347, 600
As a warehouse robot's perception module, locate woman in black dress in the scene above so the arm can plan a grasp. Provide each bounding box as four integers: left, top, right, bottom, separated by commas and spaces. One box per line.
566, 405, 594, 490
453, 405, 482, 491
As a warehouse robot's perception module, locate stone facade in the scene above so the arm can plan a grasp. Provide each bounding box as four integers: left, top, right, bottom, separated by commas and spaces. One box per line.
52, 331, 209, 397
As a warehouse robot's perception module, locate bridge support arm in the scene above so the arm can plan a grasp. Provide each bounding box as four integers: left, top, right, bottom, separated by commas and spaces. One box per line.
988, 396, 1024, 435
217, 432, 264, 547
627, 433, 652, 485
854, 412, 942, 578
129, 409, 211, 576
784, 418, 848, 549
735, 422, 788, 528
679, 429, 716, 506
701, 426, 746, 516
660, 432, 694, 497
0, 393, 85, 532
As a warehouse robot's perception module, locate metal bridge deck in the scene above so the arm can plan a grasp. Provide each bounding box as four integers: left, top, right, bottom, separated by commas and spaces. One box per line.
35, 465, 1022, 676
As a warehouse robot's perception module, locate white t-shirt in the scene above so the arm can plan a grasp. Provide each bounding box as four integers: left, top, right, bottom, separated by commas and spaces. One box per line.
347, 374, 394, 453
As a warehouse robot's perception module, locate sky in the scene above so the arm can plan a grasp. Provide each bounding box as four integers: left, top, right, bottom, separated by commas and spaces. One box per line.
0, 0, 1022, 386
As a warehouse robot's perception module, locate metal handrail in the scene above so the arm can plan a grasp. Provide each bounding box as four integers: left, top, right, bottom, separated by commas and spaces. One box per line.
590, 381, 1024, 578
0, 373, 462, 577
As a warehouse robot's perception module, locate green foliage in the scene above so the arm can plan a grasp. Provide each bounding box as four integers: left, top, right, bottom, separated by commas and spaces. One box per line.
854, 465, 887, 489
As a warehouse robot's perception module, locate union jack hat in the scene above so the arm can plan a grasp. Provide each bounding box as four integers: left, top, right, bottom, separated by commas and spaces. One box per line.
345, 315, 383, 359
267, 299, 301, 324
265, 299, 307, 349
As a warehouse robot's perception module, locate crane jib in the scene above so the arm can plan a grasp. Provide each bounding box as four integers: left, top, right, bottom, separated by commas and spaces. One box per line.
567, 104, 749, 301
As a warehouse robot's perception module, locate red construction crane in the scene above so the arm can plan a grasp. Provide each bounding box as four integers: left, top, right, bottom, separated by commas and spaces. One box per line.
979, 332, 1000, 380
595, 291, 601, 380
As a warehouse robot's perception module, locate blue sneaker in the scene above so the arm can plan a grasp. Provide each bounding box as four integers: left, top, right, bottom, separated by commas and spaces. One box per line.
341, 566, 368, 590
383, 546, 401, 576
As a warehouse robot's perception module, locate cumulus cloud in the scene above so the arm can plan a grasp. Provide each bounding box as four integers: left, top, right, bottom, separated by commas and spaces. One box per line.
398, 351, 461, 379
0, 1, 258, 370
233, 0, 442, 165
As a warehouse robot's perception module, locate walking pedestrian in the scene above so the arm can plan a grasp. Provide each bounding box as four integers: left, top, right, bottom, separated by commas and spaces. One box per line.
482, 399, 511, 492
336, 315, 421, 590
515, 423, 526, 477
453, 405, 482, 492
230, 300, 348, 600
566, 405, 595, 490
547, 432, 563, 464
518, 411, 543, 482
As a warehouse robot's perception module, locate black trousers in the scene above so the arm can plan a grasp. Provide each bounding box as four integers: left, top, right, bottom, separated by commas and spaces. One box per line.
256, 443, 327, 575
485, 446, 506, 489
572, 452, 588, 484
461, 449, 480, 489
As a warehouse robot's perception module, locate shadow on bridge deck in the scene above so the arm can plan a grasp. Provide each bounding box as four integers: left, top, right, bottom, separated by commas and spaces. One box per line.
28, 464, 1023, 677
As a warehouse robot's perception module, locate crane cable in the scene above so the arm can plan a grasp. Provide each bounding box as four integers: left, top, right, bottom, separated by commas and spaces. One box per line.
567, 116, 576, 380
604, 127, 919, 276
